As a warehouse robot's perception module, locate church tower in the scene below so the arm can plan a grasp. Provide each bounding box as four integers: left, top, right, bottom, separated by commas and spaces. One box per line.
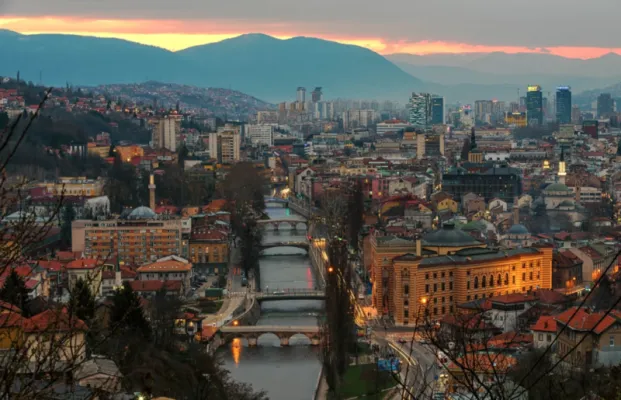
558, 147, 567, 185
467, 127, 484, 163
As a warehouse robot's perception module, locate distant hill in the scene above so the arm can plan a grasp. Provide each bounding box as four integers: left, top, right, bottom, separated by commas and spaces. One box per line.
0, 30, 424, 102
388, 52, 621, 97
573, 82, 621, 108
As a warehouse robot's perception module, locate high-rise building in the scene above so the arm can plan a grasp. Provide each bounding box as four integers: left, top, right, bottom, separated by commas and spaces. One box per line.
246, 124, 274, 146
555, 87, 572, 124
342, 109, 376, 130
407, 92, 433, 130
474, 100, 493, 123
71, 213, 187, 264
526, 85, 543, 126
491, 100, 506, 125
431, 96, 444, 125
209, 130, 240, 163
311, 87, 323, 103
597, 93, 615, 118
297, 87, 306, 103
150, 114, 181, 151
571, 105, 581, 124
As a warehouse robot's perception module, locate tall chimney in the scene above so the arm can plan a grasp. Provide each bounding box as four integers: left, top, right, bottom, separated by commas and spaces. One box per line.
513, 205, 519, 225
416, 235, 422, 257
149, 174, 156, 210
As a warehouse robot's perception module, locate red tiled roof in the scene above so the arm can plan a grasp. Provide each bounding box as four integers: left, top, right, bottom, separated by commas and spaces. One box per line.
488, 332, 533, 349
129, 280, 182, 292
491, 293, 536, 305
23, 309, 88, 333
35, 260, 63, 272
65, 258, 99, 269
555, 307, 621, 334
447, 353, 516, 374
531, 315, 557, 333
137, 258, 191, 273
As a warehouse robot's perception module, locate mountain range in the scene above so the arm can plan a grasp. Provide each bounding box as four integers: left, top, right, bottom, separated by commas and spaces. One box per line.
2, 29, 621, 104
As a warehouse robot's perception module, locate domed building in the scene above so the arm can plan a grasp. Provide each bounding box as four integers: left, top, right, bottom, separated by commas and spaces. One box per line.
542, 182, 574, 210
502, 223, 532, 248
127, 206, 157, 220
422, 222, 486, 255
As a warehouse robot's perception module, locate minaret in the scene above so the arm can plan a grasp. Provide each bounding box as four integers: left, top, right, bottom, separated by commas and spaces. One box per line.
149, 174, 156, 210
558, 147, 567, 185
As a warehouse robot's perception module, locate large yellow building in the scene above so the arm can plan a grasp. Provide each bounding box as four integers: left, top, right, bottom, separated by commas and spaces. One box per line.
39, 177, 106, 197
115, 145, 144, 162
370, 223, 553, 325
71, 206, 189, 264
189, 229, 229, 275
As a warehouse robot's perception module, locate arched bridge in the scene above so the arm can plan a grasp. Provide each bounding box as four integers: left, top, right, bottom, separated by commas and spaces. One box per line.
264, 197, 289, 207
256, 290, 325, 302
260, 241, 309, 253
257, 218, 308, 230
219, 325, 320, 347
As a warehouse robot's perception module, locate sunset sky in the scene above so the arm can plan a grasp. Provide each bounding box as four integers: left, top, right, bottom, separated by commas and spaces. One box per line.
2, 0, 620, 58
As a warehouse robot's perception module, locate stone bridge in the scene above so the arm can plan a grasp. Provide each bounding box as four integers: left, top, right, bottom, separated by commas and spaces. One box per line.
256, 290, 325, 302
257, 218, 308, 230
260, 241, 309, 253
264, 197, 289, 207
219, 325, 321, 347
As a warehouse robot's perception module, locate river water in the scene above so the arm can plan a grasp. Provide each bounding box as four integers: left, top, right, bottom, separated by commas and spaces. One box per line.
219, 207, 322, 400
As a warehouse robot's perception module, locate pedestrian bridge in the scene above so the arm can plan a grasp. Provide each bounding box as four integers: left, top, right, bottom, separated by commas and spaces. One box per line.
260, 241, 309, 253
256, 290, 325, 302
219, 325, 320, 346
257, 218, 308, 230
264, 197, 289, 207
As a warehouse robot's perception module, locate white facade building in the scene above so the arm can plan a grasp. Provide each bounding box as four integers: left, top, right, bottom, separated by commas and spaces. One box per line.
246, 124, 274, 146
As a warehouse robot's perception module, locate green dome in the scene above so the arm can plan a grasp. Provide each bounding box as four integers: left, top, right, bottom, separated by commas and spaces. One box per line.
545, 182, 572, 192
422, 222, 483, 247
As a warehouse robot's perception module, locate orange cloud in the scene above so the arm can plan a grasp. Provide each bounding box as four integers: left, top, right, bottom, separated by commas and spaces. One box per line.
2, 16, 621, 59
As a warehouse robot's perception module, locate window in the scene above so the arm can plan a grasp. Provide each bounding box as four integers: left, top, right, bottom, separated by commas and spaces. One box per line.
467, 295, 471, 301
449, 272, 453, 277
505, 273, 509, 285
441, 306, 445, 314
530, 272, 533, 281
537, 271, 540, 279
434, 298, 438, 304
450, 305, 453, 313
474, 277, 479, 289
482, 276, 486, 288
512, 275, 516, 284
433, 308, 438, 315
441, 282, 445, 291
425, 273, 429, 280
522, 272, 526, 281
512, 266, 516, 271
467, 281, 470, 289
539, 334, 543, 341
449, 282, 453, 290
547, 334, 552, 342
489, 275, 494, 287
497, 274, 501, 285
441, 272, 445, 278
474, 294, 478, 300
404, 299, 409, 306
404, 310, 409, 318
522, 263, 526, 268
425, 284, 429, 293
434, 284, 437, 292
611, 335, 615, 347
404, 284, 409, 295
433, 273, 437, 279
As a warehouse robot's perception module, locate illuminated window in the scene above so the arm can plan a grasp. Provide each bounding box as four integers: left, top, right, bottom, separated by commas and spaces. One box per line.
474, 277, 479, 289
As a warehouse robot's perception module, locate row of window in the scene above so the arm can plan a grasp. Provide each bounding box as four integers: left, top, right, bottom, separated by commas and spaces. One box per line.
425, 282, 453, 293
424, 271, 453, 280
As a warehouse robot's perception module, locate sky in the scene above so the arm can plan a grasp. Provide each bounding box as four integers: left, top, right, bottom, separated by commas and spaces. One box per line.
2, 0, 621, 58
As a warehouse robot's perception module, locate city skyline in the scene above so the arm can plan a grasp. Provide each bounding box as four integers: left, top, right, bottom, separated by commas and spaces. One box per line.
2, 0, 621, 58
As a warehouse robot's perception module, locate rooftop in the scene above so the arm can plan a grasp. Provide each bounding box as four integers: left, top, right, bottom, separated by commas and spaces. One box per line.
422, 222, 483, 247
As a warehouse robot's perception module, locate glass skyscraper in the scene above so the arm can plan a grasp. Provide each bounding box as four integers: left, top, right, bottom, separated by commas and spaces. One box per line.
407, 92, 432, 130
431, 96, 444, 124
556, 86, 572, 124
526, 85, 543, 126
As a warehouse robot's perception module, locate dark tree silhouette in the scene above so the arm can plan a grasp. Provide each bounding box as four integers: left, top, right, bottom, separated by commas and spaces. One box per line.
0, 270, 31, 316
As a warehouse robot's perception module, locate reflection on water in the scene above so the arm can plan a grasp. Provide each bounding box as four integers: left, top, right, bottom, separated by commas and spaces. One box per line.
220, 207, 323, 400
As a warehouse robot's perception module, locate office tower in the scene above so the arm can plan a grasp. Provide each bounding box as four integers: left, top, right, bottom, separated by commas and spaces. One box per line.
556, 86, 572, 124
474, 100, 493, 124
151, 114, 181, 151
407, 92, 433, 130
246, 124, 274, 146
526, 85, 543, 126
491, 100, 506, 124
571, 105, 581, 124
311, 87, 323, 103
297, 87, 306, 103
209, 130, 240, 163
597, 93, 615, 118
342, 109, 376, 130
431, 96, 444, 124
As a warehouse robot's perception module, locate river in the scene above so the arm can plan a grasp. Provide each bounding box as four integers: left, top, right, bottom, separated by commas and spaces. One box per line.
219, 206, 322, 400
